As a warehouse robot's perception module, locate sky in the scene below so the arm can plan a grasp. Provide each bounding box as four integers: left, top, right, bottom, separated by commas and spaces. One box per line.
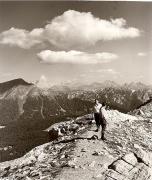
0, 1, 152, 86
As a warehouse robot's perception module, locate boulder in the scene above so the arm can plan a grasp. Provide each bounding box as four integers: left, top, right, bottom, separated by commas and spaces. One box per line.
69, 124, 79, 133
122, 152, 138, 166
75, 115, 93, 125
130, 163, 152, 180
106, 169, 126, 180
135, 148, 152, 167
109, 159, 133, 175
46, 120, 81, 140
48, 127, 60, 139
107, 152, 152, 180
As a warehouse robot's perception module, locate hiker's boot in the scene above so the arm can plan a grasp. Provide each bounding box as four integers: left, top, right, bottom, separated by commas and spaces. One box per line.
101, 137, 106, 141
101, 133, 106, 141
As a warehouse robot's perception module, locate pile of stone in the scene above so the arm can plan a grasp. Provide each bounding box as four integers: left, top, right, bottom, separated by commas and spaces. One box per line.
106, 149, 152, 180
45, 114, 93, 140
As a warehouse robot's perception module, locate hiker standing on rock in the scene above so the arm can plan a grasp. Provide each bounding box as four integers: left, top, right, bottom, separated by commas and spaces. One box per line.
94, 99, 107, 140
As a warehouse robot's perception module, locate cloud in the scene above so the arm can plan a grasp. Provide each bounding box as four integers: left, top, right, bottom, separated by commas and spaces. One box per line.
43, 11, 140, 49
79, 68, 118, 78
0, 27, 43, 49
37, 50, 118, 64
96, 68, 118, 74
89, 68, 119, 76
137, 52, 147, 57
0, 10, 140, 49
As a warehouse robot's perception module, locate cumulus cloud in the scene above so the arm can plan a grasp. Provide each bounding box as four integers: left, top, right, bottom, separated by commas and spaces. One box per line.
37, 50, 118, 64
0, 27, 43, 49
0, 10, 140, 49
137, 52, 147, 57
43, 11, 140, 49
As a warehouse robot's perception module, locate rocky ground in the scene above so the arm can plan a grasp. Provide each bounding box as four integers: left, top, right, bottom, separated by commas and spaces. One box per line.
0, 110, 152, 180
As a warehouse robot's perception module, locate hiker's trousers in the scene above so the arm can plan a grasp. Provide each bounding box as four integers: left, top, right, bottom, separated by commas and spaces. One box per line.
94, 113, 107, 138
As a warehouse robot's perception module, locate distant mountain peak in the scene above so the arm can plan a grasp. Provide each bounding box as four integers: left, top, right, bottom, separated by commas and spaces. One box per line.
36, 75, 51, 89
124, 81, 148, 90
0, 78, 32, 94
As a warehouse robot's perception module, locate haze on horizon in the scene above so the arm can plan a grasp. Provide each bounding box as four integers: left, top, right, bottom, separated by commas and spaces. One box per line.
0, 1, 151, 86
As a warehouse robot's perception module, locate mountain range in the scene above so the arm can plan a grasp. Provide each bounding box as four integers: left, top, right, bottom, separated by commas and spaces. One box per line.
0, 78, 152, 162
0, 78, 152, 125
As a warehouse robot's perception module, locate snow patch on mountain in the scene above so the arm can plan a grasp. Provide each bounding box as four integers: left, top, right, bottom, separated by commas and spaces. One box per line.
36, 75, 50, 89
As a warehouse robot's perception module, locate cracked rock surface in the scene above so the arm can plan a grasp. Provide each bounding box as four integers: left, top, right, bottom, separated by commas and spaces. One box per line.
0, 110, 152, 180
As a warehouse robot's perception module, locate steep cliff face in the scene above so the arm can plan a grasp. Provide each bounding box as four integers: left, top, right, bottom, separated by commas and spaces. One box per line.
132, 99, 152, 118
0, 110, 152, 180
0, 84, 33, 125
0, 79, 64, 125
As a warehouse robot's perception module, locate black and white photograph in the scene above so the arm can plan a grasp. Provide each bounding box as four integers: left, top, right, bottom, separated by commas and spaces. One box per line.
0, 1, 152, 179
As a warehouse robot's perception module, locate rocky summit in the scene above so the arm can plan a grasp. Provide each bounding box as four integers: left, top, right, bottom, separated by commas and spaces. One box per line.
0, 109, 152, 180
